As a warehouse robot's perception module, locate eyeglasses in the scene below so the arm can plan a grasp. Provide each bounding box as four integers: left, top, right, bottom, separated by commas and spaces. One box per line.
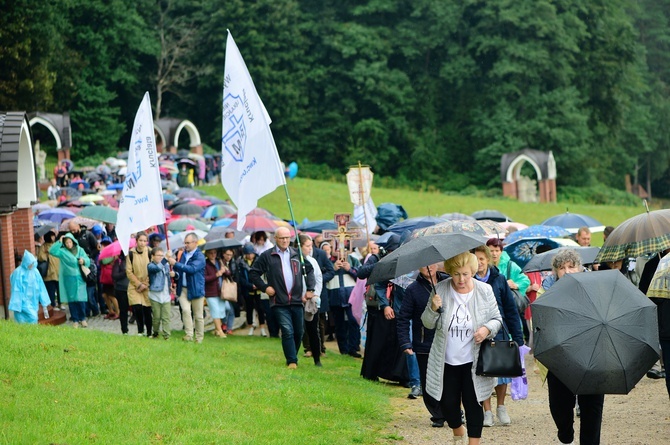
184, 240, 196, 245
275, 236, 290, 240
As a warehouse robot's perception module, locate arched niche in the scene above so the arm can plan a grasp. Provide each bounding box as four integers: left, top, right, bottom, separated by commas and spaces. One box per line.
501, 149, 557, 203
27, 112, 72, 161
154, 118, 202, 155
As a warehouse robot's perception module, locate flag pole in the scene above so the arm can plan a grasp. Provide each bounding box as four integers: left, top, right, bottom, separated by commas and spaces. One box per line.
282, 181, 306, 272
357, 161, 371, 248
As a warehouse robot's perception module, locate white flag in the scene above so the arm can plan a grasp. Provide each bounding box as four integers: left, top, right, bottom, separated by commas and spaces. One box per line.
116, 92, 165, 255
353, 198, 377, 236
221, 31, 285, 231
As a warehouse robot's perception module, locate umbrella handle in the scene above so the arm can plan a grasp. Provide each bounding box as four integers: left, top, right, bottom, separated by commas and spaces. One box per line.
427, 269, 443, 313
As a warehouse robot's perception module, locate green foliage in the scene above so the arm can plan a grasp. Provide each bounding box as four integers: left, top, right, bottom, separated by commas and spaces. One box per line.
0, 322, 392, 444
557, 184, 642, 206
2, 0, 670, 196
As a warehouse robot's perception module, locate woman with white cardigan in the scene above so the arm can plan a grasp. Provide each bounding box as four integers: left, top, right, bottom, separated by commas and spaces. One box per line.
422, 252, 502, 445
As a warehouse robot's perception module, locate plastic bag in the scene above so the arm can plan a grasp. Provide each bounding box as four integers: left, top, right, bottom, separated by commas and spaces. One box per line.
511, 344, 531, 400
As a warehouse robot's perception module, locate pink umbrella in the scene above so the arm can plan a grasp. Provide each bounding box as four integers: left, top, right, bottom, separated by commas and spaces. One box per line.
183, 198, 212, 207
99, 238, 137, 260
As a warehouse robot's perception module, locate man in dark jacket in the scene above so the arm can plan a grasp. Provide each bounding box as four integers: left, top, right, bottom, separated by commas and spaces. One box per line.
397, 263, 447, 427
68, 221, 99, 259
250, 227, 315, 368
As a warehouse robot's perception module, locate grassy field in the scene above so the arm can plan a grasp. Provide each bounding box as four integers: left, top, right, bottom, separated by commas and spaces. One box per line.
0, 322, 397, 445
200, 178, 652, 241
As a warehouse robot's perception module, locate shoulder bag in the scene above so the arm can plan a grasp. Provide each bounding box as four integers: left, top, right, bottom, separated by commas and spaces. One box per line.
506, 262, 530, 314
220, 264, 237, 302
475, 322, 522, 378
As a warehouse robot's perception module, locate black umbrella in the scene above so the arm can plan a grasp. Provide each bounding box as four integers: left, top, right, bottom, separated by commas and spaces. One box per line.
35, 222, 59, 237
367, 232, 489, 284
386, 216, 447, 234
201, 238, 243, 251
532, 270, 659, 395
171, 203, 205, 216
522, 246, 600, 273
471, 209, 511, 222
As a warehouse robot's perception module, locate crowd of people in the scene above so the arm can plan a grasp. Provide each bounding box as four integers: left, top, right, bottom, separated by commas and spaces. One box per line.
10, 214, 670, 445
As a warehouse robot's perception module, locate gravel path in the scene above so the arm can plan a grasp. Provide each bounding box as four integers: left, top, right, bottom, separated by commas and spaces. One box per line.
379, 356, 670, 444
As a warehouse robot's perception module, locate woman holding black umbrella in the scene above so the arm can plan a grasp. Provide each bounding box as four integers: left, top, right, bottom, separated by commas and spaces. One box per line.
422, 252, 502, 445
473, 245, 524, 427
540, 249, 604, 445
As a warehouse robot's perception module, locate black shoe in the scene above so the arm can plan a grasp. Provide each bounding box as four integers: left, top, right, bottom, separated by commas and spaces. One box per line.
431, 421, 445, 428
408, 386, 422, 399
647, 369, 666, 379
349, 351, 362, 358
315, 361, 322, 367
129, 314, 136, 324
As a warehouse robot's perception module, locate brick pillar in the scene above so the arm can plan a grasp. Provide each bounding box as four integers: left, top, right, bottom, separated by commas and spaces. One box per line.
12, 208, 36, 256
0, 214, 16, 317
502, 181, 517, 200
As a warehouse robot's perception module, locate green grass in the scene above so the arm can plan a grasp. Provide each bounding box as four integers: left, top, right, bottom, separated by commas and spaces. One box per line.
0, 322, 396, 444
200, 178, 653, 244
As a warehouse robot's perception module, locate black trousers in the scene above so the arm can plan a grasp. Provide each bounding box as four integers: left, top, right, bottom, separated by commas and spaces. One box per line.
115, 290, 129, 334
547, 371, 604, 444
439, 362, 483, 439
132, 304, 153, 336
304, 315, 321, 364
416, 353, 445, 423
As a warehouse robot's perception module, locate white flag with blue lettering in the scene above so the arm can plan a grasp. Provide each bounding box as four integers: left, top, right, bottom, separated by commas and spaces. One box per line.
221, 30, 286, 231
116, 92, 165, 255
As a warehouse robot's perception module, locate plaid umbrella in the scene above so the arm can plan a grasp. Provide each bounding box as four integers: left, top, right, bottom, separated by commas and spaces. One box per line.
595, 209, 670, 263
411, 219, 507, 239
646, 252, 670, 299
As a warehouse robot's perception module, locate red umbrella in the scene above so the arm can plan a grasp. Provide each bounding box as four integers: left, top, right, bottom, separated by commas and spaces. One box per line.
231, 215, 295, 234
99, 238, 137, 260
183, 198, 212, 207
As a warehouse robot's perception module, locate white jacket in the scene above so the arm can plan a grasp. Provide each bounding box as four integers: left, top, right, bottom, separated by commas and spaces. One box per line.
421, 278, 502, 402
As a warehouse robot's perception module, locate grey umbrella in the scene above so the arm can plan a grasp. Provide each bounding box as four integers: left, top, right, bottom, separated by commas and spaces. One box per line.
367, 232, 489, 284
201, 238, 243, 251
471, 209, 511, 222
532, 270, 660, 394
522, 246, 600, 273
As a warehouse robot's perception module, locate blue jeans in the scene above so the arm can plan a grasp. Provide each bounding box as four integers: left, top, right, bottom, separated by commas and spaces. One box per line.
262, 299, 279, 337
406, 321, 421, 387
272, 305, 304, 365
86, 285, 99, 316
223, 301, 235, 332
69, 301, 86, 322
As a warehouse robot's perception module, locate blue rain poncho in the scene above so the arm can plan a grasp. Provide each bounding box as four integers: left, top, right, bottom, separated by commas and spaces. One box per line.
8, 250, 51, 324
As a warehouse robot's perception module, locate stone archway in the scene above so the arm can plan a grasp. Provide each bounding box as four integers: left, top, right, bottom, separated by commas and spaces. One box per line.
27, 112, 72, 161
154, 118, 202, 155
501, 149, 557, 203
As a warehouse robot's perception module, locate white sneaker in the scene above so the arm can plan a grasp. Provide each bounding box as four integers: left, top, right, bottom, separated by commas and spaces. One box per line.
81, 320, 88, 328
497, 405, 511, 425
248, 327, 255, 336
72, 322, 80, 329
483, 410, 494, 427
260, 328, 268, 337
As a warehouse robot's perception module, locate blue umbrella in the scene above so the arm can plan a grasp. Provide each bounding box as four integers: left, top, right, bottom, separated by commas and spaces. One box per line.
297, 220, 337, 232
211, 218, 235, 228
541, 212, 604, 233
386, 216, 447, 234
505, 225, 571, 244
106, 183, 124, 191
37, 208, 77, 223
504, 237, 579, 269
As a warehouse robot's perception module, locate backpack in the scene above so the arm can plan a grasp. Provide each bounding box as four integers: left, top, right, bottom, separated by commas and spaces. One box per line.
506, 262, 530, 314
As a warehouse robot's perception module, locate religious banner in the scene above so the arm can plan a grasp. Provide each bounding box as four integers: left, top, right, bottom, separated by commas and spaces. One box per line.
323, 213, 362, 260
221, 30, 285, 231
116, 92, 165, 255
346, 164, 373, 206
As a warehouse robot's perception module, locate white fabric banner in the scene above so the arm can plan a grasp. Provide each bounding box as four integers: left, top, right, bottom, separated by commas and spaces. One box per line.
221, 31, 285, 231
353, 198, 377, 236
346, 166, 374, 206
116, 92, 165, 254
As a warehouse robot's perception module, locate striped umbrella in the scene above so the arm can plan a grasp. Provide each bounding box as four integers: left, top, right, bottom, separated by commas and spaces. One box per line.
648, 252, 670, 299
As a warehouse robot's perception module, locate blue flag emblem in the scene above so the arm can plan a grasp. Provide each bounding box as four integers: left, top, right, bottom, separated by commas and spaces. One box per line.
222, 93, 246, 163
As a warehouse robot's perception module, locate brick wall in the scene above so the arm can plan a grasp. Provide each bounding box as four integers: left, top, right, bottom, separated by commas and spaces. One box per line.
0, 213, 16, 318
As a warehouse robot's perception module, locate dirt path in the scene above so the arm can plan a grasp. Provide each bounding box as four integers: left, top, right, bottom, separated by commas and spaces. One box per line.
380, 355, 670, 444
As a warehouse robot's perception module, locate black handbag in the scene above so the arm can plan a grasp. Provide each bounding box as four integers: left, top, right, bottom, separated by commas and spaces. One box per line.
475, 323, 522, 378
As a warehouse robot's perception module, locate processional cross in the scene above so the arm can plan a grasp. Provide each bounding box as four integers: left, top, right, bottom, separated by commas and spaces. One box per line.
322, 213, 362, 261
